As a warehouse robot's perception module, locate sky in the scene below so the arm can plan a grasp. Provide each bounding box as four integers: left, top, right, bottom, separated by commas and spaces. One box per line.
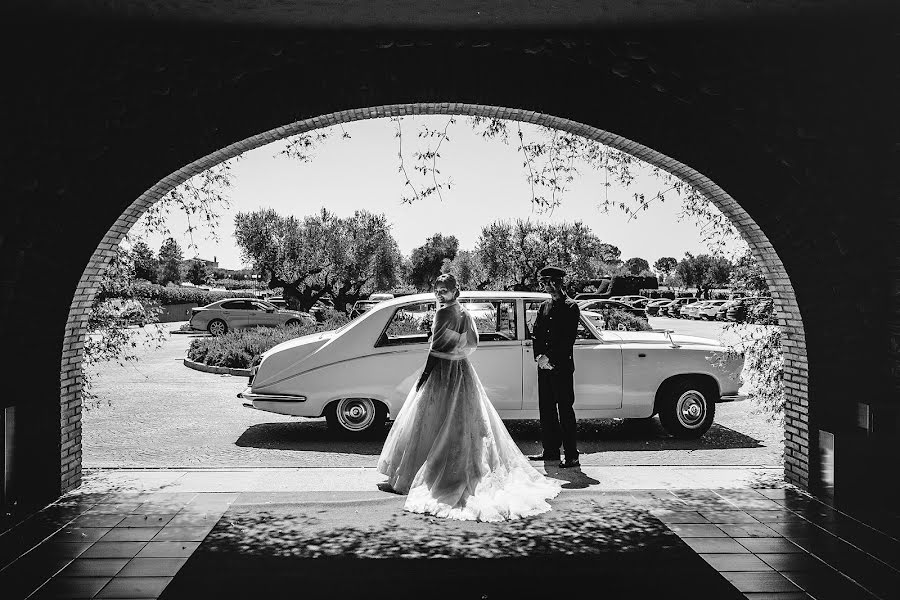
135, 116, 733, 271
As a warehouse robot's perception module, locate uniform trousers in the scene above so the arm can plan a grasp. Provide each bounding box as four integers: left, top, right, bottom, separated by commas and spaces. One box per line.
537, 368, 578, 459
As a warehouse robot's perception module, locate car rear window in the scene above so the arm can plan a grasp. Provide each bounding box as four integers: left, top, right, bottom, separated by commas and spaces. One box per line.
377, 302, 436, 346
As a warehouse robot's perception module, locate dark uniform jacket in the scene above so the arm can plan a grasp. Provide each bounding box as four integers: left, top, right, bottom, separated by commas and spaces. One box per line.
532, 296, 581, 372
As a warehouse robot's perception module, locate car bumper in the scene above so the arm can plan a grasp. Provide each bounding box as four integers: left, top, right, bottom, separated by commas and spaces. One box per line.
237, 388, 307, 403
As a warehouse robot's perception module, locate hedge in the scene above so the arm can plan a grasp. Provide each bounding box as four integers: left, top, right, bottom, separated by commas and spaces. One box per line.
102, 282, 250, 306
187, 313, 350, 368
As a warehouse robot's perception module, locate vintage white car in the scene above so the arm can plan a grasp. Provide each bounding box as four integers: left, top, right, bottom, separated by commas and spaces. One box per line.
239, 292, 744, 439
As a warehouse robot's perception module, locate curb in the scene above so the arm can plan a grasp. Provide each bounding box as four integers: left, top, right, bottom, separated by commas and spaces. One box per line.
183, 358, 251, 377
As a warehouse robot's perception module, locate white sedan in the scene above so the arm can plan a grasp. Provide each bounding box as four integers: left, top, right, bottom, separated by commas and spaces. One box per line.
239, 292, 744, 439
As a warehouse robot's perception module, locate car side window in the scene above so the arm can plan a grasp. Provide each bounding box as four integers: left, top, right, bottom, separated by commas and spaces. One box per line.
221, 300, 251, 310
377, 301, 436, 347
575, 318, 598, 340
524, 300, 595, 339
460, 300, 516, 341
524, 300, 542, 339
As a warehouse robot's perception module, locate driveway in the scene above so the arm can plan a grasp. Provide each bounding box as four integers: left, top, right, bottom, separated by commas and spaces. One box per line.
83, 320, 784, 468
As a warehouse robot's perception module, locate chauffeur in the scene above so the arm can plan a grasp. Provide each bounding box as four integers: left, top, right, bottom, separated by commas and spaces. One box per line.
529, 266, 582, 468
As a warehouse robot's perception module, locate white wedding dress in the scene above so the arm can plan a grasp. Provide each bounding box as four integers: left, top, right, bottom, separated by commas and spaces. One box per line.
377, 300, 561, 522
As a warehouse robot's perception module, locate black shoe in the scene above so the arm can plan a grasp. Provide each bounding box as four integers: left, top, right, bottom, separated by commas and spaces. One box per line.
559, 458, 581, 468
528, 454, 560, 461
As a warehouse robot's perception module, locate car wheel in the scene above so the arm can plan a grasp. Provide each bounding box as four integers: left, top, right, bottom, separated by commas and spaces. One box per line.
326, 398, 387, 438
658, 378, 716, 439
207, 319, 227, 336
285, 319, 301, 327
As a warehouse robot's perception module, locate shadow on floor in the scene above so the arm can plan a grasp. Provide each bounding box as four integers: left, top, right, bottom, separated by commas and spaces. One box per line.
157, 495, 746, 600
234, 418, 764, 455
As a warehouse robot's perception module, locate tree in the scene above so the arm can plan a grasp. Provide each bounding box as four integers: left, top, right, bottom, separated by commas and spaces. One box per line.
408, 234, 459, 290
730, 248, 769, 296
85, 160, 237, 408
675, 253, 732, 299
131, 239, 158, 283
234, 208, 402, 311
653, 256, 678, 280
623, 257, 650, 276
187, 260, 209, 286
157, 237, 183, 285
85, 241, 166, 406
443, 250, 489, 290
475, 219, 611, 290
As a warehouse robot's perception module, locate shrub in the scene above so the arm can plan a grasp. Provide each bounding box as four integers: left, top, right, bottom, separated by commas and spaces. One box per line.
592, 309, 653, 332
98, 282, 250, 307
187, 320, 344, 369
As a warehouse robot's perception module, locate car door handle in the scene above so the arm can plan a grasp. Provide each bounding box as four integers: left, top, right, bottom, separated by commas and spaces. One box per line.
638, 353, 646, 358
522, 340, 533, 347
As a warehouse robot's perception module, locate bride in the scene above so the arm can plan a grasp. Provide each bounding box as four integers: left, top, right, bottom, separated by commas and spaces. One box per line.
377, 273, 561, 522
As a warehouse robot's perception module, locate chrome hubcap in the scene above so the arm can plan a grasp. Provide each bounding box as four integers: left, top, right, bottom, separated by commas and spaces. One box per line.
336, 398, 375, 432
209, 321, 225, 335
676, 391, 707, 428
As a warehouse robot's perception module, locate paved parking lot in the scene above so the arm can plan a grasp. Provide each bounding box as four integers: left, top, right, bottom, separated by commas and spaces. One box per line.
83, 319, 783, 469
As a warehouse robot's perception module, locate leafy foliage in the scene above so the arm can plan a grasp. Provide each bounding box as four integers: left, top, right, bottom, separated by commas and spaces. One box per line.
187, 314, 349, 369
157, 237, 184, 285
623, 257, 650, 276
234, 208, 403, 311
84, 244, 167, 408
675, 252, 732, 298
187, 260, 209, 285
591, 309, 653, 332
408, 234, 459, 290
653, 256, 678, 278
475, 219, 619, 290
131, 239, 158, 283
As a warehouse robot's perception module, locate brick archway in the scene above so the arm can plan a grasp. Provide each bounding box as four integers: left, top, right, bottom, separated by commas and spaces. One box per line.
60, 103, 809, 495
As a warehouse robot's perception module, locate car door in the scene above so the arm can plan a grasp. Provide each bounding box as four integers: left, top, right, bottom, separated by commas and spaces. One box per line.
373, 300, 436, 406
218, 300, 251, 329
243, 300, 273, 327
522, 300, 623, 410
460, 299, 522, 411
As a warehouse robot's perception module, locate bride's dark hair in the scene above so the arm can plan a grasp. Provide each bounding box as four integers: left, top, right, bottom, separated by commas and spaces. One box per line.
434, 273, 460, 300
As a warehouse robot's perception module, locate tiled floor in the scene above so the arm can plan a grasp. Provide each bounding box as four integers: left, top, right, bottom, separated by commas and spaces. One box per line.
0, 468, 897, 599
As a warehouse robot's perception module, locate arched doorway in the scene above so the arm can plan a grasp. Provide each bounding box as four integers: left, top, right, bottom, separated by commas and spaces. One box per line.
61, 103, 809, 496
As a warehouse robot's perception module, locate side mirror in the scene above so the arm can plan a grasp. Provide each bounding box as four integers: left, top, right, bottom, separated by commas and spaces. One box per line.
266, 307, 275, 313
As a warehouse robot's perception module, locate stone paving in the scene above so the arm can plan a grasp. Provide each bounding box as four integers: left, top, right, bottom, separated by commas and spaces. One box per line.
1, 466, 897, 599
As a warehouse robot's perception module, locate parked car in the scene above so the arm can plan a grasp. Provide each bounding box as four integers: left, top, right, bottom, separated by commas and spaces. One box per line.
349, 300, 380, 319
266, 296, 288, 309
695, 300, 729, 320
616, 295, 650, 305
240, 292, 744, 439
577, 299, 648, 321
349, 293, 396, 319
189, 298, 315, 335
679, 301, 707, 320
645, 298, 674, 316
714, 299, 738, 321
660, 297, 699, 318
726, 297, 761, 323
